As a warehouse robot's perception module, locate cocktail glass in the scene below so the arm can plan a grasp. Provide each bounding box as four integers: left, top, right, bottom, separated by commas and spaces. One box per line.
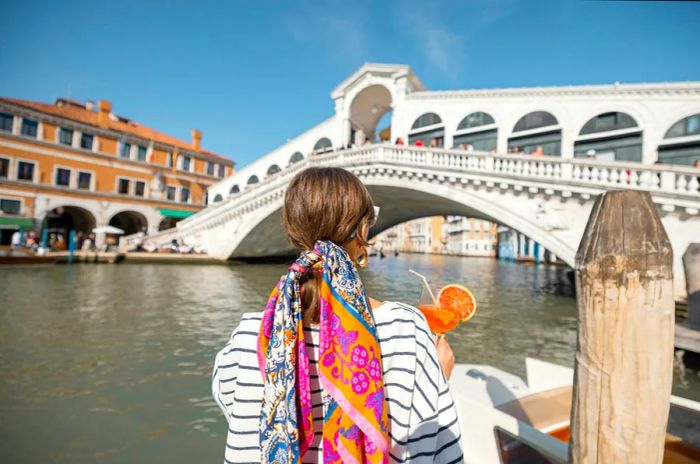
418, 284, 459, 336
410, 269, 460, 337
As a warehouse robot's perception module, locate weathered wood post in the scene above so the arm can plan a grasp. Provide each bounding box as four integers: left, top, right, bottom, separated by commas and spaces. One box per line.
683, 243, 700, 329
570, 190, 675, 464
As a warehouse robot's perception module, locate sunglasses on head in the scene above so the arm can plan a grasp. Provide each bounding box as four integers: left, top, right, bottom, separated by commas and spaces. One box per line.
370, 206, 380, 227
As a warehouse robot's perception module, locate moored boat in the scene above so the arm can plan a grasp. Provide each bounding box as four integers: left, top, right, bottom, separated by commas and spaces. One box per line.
450, 358, 700, 463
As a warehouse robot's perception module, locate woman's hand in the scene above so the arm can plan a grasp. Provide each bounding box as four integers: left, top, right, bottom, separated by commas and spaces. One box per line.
436, 336, 455, 380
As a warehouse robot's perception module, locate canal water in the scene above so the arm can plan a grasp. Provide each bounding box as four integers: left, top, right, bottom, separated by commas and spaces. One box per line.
1, 254, 698, 463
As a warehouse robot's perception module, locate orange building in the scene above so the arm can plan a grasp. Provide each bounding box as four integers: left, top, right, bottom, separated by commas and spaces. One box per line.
0, 97, 234, 244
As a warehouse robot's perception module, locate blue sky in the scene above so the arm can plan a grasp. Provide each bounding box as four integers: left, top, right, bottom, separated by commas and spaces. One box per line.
1, 0, 699, 167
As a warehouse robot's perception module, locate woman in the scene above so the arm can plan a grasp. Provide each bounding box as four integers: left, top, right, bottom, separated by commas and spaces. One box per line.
212, 167, 463, 463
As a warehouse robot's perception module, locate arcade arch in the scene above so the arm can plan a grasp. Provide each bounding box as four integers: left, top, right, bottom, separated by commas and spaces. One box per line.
43, 205, 96, 237
658, 113, 700, 166
508, 111, 561, 155
109, 210, 148, 236
574, 112, 642, 162
453, 111, 497, 151
409, 112, 444, 147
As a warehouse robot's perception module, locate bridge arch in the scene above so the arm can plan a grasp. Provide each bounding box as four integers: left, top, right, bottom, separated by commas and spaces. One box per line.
230, 177, 577, 267
213, 194, 223, 203
453, 111, 497, 151
509, 110, 561, 155
230, 184, 240, 194
348, 84, 393, 145
247, 175, 259, 186
574, 111, 642, 162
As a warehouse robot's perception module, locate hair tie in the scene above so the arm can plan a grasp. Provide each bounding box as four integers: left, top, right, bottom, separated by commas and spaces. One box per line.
288, 248, 323, 277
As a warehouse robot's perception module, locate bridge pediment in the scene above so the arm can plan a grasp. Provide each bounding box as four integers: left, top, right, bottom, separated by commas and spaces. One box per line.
331, 63, 425, 101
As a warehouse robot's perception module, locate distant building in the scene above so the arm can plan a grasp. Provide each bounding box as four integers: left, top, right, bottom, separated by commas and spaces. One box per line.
375, 216, 445, 254
0, 97, 234, 245
375, 215, 560, 263
444, 216, 498, 257
497, 226, 557, 263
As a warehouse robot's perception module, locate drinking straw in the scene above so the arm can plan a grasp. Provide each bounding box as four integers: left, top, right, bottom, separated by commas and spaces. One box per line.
408, 269, 438, 306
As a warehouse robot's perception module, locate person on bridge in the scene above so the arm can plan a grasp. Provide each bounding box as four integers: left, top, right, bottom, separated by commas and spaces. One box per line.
212, 167, 463, 464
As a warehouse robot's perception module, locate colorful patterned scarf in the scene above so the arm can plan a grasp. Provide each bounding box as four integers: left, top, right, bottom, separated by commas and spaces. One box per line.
257, 240, 389, 464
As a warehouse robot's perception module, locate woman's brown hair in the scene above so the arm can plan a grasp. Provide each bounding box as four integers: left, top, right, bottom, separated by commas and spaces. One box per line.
283, 167, 375, 324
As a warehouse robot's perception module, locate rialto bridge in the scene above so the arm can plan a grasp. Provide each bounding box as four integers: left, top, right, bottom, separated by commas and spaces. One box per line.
127, 64, 700, 300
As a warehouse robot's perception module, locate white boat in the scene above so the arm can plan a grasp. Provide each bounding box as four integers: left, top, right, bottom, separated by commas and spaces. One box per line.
449, 358, 700, 463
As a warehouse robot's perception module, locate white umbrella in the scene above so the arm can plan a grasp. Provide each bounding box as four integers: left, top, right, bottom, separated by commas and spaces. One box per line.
92, 225, 125, 235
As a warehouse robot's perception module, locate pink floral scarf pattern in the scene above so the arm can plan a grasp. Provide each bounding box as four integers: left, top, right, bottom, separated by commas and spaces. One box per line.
258, 241, 389, 464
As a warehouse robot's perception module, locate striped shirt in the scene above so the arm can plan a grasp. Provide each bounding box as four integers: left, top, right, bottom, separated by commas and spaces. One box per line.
212, 301, 464, 464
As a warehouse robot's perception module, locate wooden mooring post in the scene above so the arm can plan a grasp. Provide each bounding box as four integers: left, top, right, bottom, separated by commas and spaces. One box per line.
570, 191, 675, 464
683, 243, 700, 330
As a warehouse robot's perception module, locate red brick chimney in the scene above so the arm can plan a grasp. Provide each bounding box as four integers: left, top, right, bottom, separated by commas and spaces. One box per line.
97, 100, 112, 128
192, 129, 202, 151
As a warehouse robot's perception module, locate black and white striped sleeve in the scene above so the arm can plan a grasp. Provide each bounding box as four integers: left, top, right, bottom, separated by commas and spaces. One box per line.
212, 327, 242, 424
405, 311, 464, 463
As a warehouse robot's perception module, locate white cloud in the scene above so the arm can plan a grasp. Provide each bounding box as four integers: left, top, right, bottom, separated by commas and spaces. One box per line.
285, 1, 368, 63
400, 7, 467, 84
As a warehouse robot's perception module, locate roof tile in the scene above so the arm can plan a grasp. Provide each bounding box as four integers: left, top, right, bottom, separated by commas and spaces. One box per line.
0, 97, 232, 163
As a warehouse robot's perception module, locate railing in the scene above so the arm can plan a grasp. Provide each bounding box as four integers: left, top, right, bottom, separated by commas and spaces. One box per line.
173, 144, 700, 236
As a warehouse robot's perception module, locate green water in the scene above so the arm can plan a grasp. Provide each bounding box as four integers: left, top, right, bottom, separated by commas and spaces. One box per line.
0, 254, 697, 463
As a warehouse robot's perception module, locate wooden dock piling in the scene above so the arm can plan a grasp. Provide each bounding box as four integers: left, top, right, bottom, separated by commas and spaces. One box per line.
683, 243, 700, 330
569, 190, 675, 464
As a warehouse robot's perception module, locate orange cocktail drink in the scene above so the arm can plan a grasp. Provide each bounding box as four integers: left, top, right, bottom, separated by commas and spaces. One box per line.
417, 303, 460, 335
411, 269, 478, 336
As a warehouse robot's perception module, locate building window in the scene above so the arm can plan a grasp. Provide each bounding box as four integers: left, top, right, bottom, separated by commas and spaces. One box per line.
207, 161, 214, 176
509, 111, 561, 156
136, 145, 147, 162
21, 119, 38, 138
213, 194, 223, 203
118, 178, 130, 195
80, 133, 94, 150
166, 185, 176, 201
665, 114, 700, 139
313, 137, 333, 153
167, 152, 174, 167
59, 128, 73, 146
659, 114, 700, 166
217, 164, 225, 178
409, 113, 444, 146
17, 161, 35, 181
0, 158, 9, 178
180, 187, 190, 203
580, 112, 638, 135
134, 181, 146, 197
289, 152, 304, 165
182, 156, 192, 171
267, 164, 281, 177
575, 112, 641, 162
513, 111, 558, 132
0, 198, 21, 215
0, 112, 13, 132
55, 167, 71, 187
77, 172, 91, 190
120, 142, 131, 158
